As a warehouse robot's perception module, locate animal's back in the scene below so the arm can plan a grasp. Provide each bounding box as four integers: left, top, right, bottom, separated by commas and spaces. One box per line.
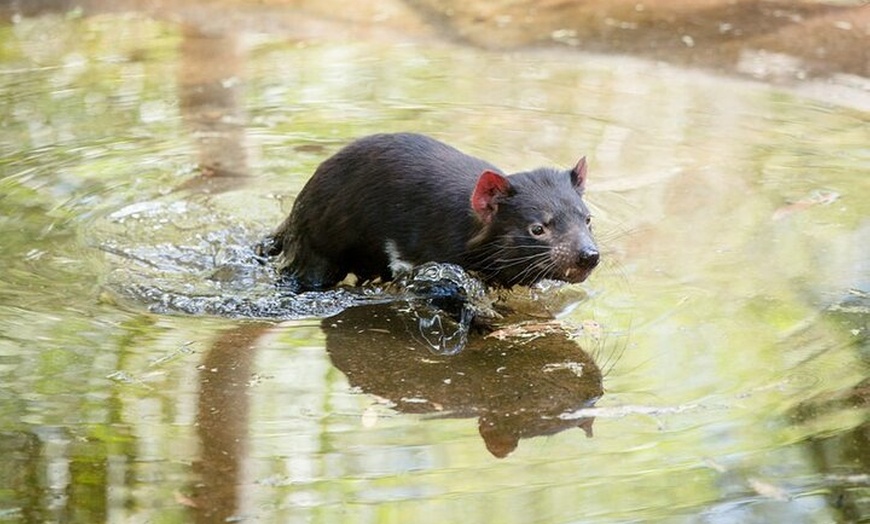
271, 133, 498, 288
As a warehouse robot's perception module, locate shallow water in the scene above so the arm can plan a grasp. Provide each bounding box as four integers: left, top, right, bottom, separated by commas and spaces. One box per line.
1, 6, 869, 524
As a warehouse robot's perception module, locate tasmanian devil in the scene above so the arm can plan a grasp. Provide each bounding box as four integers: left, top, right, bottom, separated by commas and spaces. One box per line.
260, 133, 599, 292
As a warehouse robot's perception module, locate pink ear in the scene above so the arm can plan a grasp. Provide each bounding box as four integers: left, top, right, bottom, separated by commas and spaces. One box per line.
571, 156, 588, 193
471, 170, 512, 223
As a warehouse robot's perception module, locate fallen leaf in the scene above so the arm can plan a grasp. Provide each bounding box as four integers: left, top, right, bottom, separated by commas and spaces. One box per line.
174, 490, 199, 508
772, 190, 840, 221
748, 477, 791, 501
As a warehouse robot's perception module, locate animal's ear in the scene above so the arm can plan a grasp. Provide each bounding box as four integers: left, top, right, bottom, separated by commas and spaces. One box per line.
471, 170, 512, 224
570, 156, 588, 194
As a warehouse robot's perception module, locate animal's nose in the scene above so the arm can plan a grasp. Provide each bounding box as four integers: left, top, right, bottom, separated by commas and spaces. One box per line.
578, 247, 600, 269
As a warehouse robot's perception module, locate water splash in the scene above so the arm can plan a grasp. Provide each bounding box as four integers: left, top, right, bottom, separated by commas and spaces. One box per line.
94, 196, 500, 347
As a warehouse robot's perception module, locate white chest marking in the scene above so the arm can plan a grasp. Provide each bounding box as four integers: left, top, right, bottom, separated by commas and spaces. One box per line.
384, 239, 413, 275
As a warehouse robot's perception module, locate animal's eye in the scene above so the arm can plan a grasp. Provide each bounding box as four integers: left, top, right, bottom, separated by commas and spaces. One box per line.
585, 216, 592, 226
529, 224, 546, 237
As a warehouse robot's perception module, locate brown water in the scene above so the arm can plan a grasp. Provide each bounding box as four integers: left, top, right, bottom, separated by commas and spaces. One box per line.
1, 5, 869, 523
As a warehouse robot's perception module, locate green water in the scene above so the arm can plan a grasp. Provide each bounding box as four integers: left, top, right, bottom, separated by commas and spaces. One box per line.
1, 9, 868, 524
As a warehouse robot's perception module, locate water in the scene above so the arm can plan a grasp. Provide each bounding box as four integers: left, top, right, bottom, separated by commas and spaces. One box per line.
1, 5, 869, 523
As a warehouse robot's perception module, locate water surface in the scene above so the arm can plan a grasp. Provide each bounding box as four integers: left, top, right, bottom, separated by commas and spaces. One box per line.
1, 7, 868, 523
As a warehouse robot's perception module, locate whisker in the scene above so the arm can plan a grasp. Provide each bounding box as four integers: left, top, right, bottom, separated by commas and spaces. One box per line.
468, 244, 550, 270
474, 251, 552, 278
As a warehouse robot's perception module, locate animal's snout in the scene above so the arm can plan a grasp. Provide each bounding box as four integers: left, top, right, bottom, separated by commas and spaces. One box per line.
578, 246, 600, 269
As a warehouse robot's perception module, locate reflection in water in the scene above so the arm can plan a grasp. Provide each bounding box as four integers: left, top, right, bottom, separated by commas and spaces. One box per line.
175, 23, 257, 523
0, 407, 137, 522
384, 261, 499, 355
178, 24, 250, 191
323, 302, 603, 458
0, 431, 43, 521
794, 379, 870, 523
191, 323, 263, 523
788, 300, 870, 523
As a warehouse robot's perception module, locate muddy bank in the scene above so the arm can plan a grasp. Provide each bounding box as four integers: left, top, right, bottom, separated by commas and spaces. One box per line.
4, 0, 867, 83
408, 0, 869, 80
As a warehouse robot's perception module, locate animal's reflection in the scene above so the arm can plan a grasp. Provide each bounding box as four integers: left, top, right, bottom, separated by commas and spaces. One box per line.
322, 302, 603, 458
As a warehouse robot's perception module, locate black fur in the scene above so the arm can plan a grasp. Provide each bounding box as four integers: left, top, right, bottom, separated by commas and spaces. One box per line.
264, 133, 599, 291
